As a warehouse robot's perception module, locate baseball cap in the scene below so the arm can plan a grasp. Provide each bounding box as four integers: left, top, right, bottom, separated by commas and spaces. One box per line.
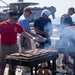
24, 7, 34, 14
41, 9, 51, 16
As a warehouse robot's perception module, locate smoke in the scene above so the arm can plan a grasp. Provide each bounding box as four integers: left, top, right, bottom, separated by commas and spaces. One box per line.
43, 22, 53, 49
55, 24, 75, 54
44, 22, 53, 36
43, 23, 75, 54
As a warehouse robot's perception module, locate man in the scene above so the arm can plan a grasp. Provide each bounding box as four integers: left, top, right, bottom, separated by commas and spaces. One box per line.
18, 7, 39, 50
34, 9, 53, 48
60, 7, 75, 26
0, 9, 37, 75
18, 7, 47, 74
60, 7, 75, 63
71, 9, 75, 25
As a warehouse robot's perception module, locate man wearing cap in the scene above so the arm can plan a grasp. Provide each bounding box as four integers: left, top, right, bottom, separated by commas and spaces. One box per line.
18, 7, 38, 50
34, 9, 53, 48
18, 7, 46, 73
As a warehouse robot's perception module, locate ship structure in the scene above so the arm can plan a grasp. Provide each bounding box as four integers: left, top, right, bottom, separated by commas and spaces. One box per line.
0, 0, 56, 22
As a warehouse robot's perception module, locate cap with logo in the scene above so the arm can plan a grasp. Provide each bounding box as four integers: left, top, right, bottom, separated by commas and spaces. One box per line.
41, 9, 51, 16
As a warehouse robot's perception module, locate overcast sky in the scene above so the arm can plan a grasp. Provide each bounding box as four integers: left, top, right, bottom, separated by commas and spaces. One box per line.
0, 0, 75, 17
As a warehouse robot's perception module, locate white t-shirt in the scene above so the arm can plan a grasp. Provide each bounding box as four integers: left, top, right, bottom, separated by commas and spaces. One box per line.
71, 14, 75, 24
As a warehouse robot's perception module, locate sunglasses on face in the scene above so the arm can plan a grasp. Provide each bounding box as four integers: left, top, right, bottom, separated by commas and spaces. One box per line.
13, 18, 18, 21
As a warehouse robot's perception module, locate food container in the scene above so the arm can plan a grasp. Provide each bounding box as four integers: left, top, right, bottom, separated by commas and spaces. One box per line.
37, 69, 52, 75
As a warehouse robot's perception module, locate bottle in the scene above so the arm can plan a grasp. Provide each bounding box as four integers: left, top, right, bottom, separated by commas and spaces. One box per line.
56, 60, 59, 68
59, 58, 62, 68
56, 57, 62, 69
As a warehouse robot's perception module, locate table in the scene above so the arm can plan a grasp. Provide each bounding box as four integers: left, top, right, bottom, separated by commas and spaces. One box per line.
5, 49, 58, 75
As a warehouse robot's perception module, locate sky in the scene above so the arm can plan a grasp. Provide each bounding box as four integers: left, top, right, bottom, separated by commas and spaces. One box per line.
0, 0, 75, 17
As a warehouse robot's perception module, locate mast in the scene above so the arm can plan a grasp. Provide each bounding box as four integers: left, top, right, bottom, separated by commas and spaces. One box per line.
17, 0, 24, 2
0, 0, 9, 6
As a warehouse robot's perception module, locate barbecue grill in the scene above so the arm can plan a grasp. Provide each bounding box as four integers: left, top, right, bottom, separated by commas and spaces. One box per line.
5, 49, 58, 75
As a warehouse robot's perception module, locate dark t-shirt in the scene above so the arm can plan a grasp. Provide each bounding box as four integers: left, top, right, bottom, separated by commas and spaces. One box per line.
34, 17, 51, 37
60, 14, 73, 26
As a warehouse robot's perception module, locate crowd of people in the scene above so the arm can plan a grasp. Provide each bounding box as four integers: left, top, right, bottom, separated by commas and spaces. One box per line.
0, 6, 75, 75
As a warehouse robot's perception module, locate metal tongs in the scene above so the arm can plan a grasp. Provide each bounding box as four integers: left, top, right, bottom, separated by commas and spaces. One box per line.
35, 35, 47, 42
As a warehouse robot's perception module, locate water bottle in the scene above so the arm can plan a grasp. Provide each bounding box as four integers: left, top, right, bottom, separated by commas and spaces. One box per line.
59, 58, 62, 68
56, 60, 59, 68
56, 58, 62, 69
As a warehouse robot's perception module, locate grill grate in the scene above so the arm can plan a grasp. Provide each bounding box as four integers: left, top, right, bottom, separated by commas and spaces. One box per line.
6, 49, 58, 60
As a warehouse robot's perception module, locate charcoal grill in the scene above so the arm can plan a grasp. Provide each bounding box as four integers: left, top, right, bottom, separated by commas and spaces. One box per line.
5, 49, 58, 75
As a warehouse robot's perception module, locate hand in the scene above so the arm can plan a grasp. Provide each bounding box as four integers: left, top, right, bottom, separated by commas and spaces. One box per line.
32, 37, 40, 47
35, 42, 40, 47
44, 32, 48, 36
32, 37, 36, 41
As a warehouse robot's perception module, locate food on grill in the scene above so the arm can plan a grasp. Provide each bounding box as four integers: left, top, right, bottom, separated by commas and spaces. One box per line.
11, 53, 32, 57
7, 49, 58, 60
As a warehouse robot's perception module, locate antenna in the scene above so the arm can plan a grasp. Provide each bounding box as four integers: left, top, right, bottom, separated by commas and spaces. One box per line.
17, 0, 24, 2
0, 0, 9, 6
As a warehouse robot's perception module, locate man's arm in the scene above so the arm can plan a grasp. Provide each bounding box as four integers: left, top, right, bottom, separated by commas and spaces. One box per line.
25, 30, 37, 37
21, 31, 34, 39
34, 27, 48, 36
21, 30, 46, 42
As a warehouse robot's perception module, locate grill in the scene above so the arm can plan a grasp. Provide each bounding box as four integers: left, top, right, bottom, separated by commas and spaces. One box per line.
7, 49, 58, 60
5, 49, 58, 75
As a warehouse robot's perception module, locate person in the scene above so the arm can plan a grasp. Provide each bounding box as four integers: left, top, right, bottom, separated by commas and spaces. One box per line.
34, 9, 53, 48
71, 14, 75, 24
60, 7, 75, 26
18, 7, 47, 74
71, 10, 75, 25
59, 7, 75, 63
0, 9, 38, 75
18, 7, 39, 50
